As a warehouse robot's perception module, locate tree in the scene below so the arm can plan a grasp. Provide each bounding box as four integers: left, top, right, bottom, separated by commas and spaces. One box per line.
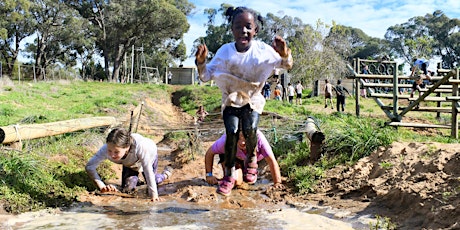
424, 10, 460, 68
0, 0, 35, 77
289, 20, 348, 85
67, 0, 192, 82
385, 15, 434, 64
325, 24, 390, 62
21, 0, 86, 80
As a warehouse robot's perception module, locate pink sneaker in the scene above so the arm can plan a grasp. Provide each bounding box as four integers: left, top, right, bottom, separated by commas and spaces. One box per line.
217, 176, 235, 196
244, 162, 258, 184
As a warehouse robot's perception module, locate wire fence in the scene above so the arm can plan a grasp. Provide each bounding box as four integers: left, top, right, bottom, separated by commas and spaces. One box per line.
0, 61, 81, 83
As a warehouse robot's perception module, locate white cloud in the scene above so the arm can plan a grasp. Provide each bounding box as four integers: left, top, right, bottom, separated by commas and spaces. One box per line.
182, 0, 460, 66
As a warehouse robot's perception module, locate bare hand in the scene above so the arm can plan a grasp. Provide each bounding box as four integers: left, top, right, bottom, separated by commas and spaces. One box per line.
206, 176, 218, 185
195, 44, 208, 65
100, 184, 118, 193
272, 36, 290, 58
272, 182, 285, 190
151, 195, 161, 202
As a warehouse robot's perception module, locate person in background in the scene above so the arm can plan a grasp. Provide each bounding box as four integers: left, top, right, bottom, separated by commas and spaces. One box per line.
204, 130, 284, 190
194, 6, 293, 196
324, 79, 334, 109
333, 79, 351, 112
86, 127, 173, 202
195, 105, 209, 124
360, 65, 370, 98
410, 58, 431, 78
263, 82, 271, 99
295, 81, 304, 105
287, 82, 295, 104
274, 87, 282, 101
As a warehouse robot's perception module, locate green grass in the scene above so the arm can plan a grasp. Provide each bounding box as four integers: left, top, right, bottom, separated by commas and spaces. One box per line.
1, 79, 459, 213
174, 85, 459, 193
0, 79, 172, 213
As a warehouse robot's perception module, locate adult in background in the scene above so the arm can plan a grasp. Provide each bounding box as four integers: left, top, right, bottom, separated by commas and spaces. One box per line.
324, 79, 334, 109
287, 82, 295, 104
334, 79, 351, 112
295, 81, 304, 105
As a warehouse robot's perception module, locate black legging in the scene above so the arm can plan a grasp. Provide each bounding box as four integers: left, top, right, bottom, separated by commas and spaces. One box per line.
222, 104, 259, 176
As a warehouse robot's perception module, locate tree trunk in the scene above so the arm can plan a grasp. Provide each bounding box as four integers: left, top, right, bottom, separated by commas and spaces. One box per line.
0, 116, 117, 144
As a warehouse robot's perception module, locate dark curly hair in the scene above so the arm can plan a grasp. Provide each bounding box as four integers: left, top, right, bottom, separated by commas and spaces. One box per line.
225, 6, 264, 33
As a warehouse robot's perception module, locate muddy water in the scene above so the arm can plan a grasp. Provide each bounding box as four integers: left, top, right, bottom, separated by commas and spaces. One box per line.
1, 196, 374, 230
1, 146, 375, 229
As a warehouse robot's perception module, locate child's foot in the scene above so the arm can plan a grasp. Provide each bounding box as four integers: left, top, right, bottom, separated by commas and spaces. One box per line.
324, 105, 327, 108
163, 165, 174, 179
244, 162, 258, 184
122, 176, 138, 194
217, 176, 235, 196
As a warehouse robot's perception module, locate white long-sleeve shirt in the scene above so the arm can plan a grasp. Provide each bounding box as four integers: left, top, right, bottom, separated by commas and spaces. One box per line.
85, 133, 159, 197
197, 40, 292, 114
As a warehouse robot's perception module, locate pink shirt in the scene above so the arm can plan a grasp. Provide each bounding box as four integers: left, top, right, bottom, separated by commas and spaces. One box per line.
211, 130, 273, 161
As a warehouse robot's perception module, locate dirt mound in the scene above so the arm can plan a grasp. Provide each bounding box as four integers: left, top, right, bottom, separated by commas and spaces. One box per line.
81, 93, 459, 230
307, 142, 460, 229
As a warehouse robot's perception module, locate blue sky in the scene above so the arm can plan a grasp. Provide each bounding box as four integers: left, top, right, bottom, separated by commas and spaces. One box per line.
181, 0, 460, 66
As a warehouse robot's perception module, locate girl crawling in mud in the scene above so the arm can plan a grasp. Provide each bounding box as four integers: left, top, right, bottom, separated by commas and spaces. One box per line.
204, 130, 284, 189
85, 127, 173, 202
195, 6, 292, 195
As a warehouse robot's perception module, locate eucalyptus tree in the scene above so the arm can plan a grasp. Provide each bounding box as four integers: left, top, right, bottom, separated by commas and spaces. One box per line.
423, 10, 460, 68
325, 24, 390, 61
21, 0, 86, 80
0, 0, 35, 76
289, 20, 347, 85
385, 15, 434, 64
67, 0, 193, 82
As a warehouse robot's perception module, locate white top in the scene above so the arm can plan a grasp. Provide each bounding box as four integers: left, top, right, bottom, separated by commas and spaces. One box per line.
295, 83, 303, 94
197, 40, 292, 114
85, 133, 159, 197
288, 85, 295, 96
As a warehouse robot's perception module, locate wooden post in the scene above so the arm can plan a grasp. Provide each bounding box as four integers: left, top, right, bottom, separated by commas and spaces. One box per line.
0, 116, 117, 144
451, 69, 459, 138
392, 62, 400, 121
355, 58, 360, 117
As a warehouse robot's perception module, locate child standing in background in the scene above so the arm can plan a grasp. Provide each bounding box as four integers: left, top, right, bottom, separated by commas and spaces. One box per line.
195, 6, 293, 196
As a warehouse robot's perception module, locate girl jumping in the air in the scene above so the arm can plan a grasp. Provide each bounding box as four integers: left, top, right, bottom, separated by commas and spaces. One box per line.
195, 6, 293, 196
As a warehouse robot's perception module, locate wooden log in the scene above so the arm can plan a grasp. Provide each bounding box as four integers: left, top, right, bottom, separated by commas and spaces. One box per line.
387, 122, 450, 129
0, 116, 117, 144
305, 117, 325, 163
381, 106, 454, 113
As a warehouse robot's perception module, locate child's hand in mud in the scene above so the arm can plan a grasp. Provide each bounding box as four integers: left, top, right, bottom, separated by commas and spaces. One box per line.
151, 195, 162, 202
272, 182, 285, 190
206, 175, 219, 185
101, 184, 118, 193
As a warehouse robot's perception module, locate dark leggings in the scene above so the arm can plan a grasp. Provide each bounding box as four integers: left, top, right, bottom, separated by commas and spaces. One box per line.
222, 104, 259, 177
121, 158, 166, 188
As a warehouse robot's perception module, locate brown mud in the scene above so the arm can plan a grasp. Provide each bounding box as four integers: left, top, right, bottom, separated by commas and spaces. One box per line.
3, 95, 459, 230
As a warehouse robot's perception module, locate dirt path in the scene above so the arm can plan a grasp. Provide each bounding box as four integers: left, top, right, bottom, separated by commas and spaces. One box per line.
80, 95, 459, 229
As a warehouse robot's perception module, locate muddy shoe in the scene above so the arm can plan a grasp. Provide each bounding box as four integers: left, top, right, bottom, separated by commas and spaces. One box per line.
163, 165, 174, 179
217, 176, 235, 196
243, 162, 258, 185
122, 176, 138, 194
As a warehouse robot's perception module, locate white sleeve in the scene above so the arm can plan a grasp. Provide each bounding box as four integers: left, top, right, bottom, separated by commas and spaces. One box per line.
85, 145, 108, 190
